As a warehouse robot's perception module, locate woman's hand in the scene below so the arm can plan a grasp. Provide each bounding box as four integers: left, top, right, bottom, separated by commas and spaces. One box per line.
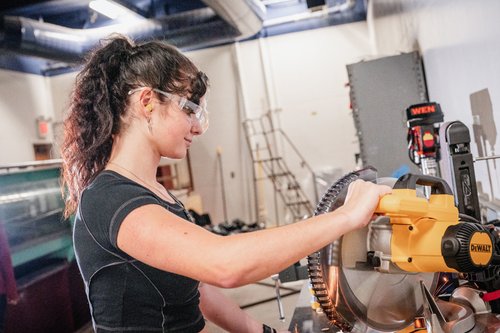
336, 179, 392, 231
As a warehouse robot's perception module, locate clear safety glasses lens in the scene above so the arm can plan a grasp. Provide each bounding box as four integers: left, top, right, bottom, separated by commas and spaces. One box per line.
180, 99, 209, 132
152, 89, 209, 133
128, 88, 208, 133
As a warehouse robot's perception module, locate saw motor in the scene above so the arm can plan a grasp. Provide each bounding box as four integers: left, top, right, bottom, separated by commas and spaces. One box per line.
307, 168, 500, 332
370, 173, 497, 275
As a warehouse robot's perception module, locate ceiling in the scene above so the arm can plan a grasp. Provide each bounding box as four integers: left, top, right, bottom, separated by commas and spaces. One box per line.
0, 0, 367, 76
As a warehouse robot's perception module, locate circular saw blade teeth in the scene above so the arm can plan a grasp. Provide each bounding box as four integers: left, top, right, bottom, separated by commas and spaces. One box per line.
313, 289, 328, 296
307, 170, 362, 331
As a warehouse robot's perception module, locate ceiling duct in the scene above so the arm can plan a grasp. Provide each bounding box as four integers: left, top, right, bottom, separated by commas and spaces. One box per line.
0, 0, 264, 63
201, 0, 265, 37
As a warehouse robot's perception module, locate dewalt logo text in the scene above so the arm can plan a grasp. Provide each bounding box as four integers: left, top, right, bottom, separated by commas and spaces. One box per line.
470, 243, 491, 253
470, 232, 493, 266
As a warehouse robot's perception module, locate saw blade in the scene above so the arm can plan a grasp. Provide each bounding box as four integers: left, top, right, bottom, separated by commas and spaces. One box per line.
308, 170, 438, 332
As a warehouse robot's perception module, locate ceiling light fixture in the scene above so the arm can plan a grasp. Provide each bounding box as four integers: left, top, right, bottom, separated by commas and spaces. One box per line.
89, 0, 139, 20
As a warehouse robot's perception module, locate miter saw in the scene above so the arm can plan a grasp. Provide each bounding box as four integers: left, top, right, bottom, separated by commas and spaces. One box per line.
307, 167, 500, 333
279, 101, 500, 332
306, 111, 500, 332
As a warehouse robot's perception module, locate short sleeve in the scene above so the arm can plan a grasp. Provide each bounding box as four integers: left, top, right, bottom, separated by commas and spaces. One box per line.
108, 195, 159, 248
79, 171, 161, 256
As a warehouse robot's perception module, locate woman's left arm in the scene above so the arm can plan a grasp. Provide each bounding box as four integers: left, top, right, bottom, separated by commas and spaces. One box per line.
199, 283, 289, 333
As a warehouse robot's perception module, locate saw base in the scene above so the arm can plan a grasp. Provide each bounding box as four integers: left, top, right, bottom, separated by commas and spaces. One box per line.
289, 282, 500, 333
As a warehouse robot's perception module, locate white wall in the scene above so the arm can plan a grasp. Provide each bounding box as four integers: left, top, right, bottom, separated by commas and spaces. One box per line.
0, 70, 54, 163
259, 22, 370, 172
369, 0, 500, 204
48, 72, 78, 157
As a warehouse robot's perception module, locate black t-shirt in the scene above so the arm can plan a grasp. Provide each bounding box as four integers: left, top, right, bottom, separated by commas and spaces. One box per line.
73, 170, 205, 332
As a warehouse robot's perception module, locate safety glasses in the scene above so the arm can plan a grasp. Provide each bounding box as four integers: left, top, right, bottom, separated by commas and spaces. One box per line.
128, 87, 209, 133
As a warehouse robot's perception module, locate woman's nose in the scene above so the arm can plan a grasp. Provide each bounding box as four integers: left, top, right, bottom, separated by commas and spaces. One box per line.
191, 119, 203, 135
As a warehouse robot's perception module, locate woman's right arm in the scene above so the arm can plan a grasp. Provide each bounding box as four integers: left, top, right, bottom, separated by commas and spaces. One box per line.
117, 179, 391, 288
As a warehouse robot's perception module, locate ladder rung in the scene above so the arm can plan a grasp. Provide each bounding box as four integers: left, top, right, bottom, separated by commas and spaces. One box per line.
248, 130, 272, 136
256, 157, 283, 163
286, 201, 311, 206
269, 172, 291, 178
251, 147, 269, 152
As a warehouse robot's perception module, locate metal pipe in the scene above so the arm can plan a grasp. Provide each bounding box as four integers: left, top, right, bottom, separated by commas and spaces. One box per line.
234, 42, 260, 225
474, 155, 500, 162
216, 147, 229, 223
1, 1, 264, 61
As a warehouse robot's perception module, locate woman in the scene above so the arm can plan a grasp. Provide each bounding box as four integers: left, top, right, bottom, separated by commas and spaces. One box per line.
61, 35, 391, 333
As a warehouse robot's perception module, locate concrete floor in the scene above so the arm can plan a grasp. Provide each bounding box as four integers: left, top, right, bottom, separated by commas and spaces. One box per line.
76, 278, 304, 333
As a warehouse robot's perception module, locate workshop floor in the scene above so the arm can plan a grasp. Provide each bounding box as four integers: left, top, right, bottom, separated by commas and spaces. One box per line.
76, 277, 303, 333
205, 278, 303, 332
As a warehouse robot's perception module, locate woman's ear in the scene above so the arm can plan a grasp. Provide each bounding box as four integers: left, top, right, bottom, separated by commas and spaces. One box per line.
138, 89, 154, 115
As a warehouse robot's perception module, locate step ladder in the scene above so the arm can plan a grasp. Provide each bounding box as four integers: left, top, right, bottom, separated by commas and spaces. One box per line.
243, 113, 316, 225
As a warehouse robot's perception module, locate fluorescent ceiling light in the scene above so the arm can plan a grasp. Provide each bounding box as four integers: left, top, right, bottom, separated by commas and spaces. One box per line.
89, 0, 140, 20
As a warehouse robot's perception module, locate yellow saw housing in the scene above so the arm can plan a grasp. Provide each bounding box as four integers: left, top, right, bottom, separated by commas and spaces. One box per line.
376, 187, 494, 273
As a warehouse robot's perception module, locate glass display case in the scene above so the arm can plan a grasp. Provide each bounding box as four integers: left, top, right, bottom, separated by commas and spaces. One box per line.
0, 160, 89, 333
0, 164, 71, 267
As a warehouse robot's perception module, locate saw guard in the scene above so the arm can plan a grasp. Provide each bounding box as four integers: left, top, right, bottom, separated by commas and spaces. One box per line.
307, 167, 439, 332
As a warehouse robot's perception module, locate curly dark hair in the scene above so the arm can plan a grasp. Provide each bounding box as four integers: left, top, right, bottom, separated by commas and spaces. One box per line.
61, 35, 209, 218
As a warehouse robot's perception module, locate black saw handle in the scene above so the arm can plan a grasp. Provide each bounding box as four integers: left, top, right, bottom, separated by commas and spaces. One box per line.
393, 173, 453, 195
